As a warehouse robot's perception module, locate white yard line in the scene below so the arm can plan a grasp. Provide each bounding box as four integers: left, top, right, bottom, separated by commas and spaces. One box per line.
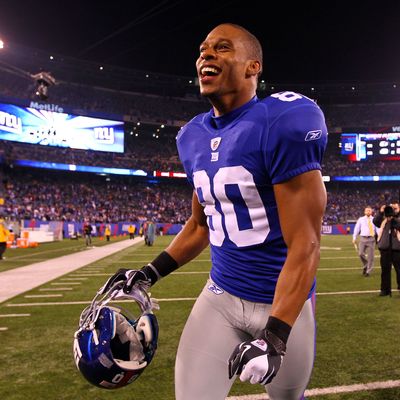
226, 379, 400, 399
0, 313, 30, 317
5, 289, 385, 308
59, 277, 88, 281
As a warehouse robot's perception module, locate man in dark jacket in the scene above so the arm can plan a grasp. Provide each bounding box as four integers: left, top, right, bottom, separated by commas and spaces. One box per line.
374, 202, 400, 228
376, 205, 400, 296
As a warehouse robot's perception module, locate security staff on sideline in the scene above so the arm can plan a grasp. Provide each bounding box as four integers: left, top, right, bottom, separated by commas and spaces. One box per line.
353, 206, 377, 276
0, 218, 9, 260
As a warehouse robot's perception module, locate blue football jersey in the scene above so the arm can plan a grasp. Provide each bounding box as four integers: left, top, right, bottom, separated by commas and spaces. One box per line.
176, 91, 328, 303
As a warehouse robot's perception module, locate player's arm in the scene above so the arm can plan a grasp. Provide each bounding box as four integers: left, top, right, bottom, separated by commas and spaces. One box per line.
100, 191, 209, 293
229, 170, 326, 385
271, 169, 327, 326
164, 191, 210, 265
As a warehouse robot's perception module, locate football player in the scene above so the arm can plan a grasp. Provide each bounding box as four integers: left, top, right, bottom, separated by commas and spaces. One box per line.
103, 23, 327, 400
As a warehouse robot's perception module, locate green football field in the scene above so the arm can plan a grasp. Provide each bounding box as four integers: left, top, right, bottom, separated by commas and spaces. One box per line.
0, 235, 399, 400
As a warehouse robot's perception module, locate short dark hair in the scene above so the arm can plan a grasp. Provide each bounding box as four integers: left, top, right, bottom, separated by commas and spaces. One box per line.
222, 23, 263, 77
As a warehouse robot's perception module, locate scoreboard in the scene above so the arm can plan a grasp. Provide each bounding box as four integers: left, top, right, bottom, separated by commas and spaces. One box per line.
341, 132, 400, 161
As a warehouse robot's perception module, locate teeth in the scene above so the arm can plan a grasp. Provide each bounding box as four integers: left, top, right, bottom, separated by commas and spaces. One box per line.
201, 66, 218, 75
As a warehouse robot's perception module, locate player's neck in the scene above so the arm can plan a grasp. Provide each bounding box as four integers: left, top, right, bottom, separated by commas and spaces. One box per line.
210, 92, 256, 117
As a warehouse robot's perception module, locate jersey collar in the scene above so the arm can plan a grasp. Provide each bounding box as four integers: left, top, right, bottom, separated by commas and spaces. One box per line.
210, 96, 258, 130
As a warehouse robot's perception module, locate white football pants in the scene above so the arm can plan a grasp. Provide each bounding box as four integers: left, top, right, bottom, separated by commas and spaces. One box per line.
175, 278, 316, 400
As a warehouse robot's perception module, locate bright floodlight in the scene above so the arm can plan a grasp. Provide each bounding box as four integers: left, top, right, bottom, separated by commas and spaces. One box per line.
0, 40, 4, 49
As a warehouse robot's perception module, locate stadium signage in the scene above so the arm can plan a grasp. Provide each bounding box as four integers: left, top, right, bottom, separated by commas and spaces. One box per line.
0, 102, 125, 153
0, 110, 22, 134
29, 101, 64, 113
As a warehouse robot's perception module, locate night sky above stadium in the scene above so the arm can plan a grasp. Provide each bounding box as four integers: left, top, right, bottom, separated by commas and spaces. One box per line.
0, 0, 399, 84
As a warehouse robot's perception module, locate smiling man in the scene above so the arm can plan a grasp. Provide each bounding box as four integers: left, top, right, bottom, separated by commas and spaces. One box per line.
102, 23, 328, 400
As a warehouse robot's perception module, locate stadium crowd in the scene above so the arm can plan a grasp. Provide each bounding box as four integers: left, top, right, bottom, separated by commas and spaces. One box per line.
0, 166, 398, 226
1, 51, 400, 227
1, 170, 192, 224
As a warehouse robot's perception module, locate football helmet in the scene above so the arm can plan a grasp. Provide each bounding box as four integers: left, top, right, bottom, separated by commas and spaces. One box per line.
73, 280, 159, 389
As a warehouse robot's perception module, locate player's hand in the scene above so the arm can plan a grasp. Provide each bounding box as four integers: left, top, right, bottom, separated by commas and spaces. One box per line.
124, 269, 152, 293
228, 329, 285, 385
99, 268, 151, 294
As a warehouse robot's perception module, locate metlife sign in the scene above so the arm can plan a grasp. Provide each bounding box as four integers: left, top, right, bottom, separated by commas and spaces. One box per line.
0, 102, 124, 153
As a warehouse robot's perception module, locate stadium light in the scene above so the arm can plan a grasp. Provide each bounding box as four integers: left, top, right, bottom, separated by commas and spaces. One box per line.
0, 39, 4, 49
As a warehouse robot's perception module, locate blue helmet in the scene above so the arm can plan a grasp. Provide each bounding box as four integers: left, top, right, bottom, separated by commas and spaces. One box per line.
73, 283, 159, 389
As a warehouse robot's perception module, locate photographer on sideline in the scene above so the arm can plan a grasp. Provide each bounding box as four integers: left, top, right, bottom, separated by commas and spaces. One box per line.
376, 205, 400, 297
373, 202, 400, 228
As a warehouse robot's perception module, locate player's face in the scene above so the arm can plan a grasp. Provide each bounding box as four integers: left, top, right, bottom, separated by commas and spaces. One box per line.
196, 24, 255, 107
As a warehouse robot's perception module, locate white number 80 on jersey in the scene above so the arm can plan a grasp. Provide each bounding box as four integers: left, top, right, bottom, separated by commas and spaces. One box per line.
193, 166, 270, 247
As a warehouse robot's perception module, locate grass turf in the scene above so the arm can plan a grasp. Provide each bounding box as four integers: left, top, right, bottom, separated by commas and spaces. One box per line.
0, 235, 399, 399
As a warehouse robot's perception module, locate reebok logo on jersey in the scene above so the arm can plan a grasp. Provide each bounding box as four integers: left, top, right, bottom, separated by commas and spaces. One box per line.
208, 283, 224, 295
211, 152, 219, 162
305, 130, 322, 141
211, 137, 222, 150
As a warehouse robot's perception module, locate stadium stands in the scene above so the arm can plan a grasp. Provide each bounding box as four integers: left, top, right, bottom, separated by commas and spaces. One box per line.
0, 43, 399, 226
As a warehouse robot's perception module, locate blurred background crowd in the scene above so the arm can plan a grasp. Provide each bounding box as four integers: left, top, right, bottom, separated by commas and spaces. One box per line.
0, 45, 399, 227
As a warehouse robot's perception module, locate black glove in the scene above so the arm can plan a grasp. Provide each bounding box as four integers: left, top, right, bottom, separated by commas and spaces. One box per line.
99, 268, 152, 294
228, 328, 286, 385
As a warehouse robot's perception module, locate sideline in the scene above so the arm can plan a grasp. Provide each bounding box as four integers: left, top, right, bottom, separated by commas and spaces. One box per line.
0, 237, 143, 303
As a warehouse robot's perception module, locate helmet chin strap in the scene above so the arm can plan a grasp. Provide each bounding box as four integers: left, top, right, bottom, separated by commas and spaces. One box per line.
74, 282, 158, 338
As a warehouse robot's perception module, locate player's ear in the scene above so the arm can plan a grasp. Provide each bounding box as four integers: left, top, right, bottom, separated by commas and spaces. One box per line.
246, 60, 261, 78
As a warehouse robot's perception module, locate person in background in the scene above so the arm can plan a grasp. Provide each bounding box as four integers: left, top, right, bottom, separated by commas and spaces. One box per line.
352, 206, 377, 276
105, 225, 111, 242
0, 217, 9, 260
83, 220, 93, 247
128, 224, 136, 239
373, 202, 400, 228
145, 220, 156, 246
376, 205, 400, 296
